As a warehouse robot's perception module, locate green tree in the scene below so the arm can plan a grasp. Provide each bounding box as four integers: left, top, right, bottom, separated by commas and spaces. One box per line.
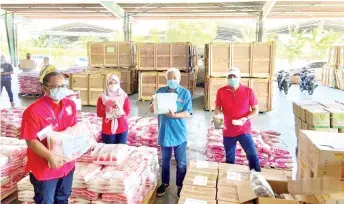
166, 20, 217, 45
280, 26, 308, 66
32, 35, 70, 48
304, 28, 343, 60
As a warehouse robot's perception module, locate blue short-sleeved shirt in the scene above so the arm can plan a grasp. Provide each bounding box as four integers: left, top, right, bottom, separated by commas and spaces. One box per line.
155, 86, 193, 147
1, 63, 13, 81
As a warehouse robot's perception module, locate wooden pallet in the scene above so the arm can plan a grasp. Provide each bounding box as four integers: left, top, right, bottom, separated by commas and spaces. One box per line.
1, 188, 17, 204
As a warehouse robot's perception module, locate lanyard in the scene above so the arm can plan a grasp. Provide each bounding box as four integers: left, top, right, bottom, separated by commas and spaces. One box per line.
44, 99, 64, 127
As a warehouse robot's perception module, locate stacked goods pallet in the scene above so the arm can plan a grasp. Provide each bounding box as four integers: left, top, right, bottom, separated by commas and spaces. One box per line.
292, 101, 344, 140
138, 70, 197, 101
204, 42, 275, 112
297, 131, 344, 203
180, 161, 324, 204
323, 45, 344, 90
137, 42, 197, 100
70, 69, 120, 106
88, 42, 136, 68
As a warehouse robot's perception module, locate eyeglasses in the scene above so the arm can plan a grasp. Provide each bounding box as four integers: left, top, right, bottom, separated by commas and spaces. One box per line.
45, 84, 69, 89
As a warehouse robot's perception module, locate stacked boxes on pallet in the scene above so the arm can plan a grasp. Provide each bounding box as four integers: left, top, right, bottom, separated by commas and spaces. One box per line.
87, 41, 138, 93
297, 130, 344, 203
204, 42, 275, 112
292, 100, 344, 141
322, 46, 344, 89
137, 43, 198, 100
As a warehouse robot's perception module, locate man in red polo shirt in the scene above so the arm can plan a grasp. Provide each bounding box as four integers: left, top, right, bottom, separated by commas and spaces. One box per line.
215, 67, 261, 171
21, 71, 77, 203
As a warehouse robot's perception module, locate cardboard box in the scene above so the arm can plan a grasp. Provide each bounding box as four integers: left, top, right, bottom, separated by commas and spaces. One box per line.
302, 130, 344, 178
218, 169, 250, 189
315, 193, 344, 204
180, 185, 216, 200
178, 196, 216, 204
300, 104, 323, 121
262, 168, 293, 180
188, 160, 219, 172
298, 130, 311, 163
183, 170, 218, 188
305, 108, 330, 128
217, 185, 240, 203
296, 117, 302, 128
296, 156, 313, 180
307, 126, 338, 133
324, 108, 344, 128
237, 181, 319, 204
293, 101, 319, 118
302, 121, 309, 130
218, 163, 250, 172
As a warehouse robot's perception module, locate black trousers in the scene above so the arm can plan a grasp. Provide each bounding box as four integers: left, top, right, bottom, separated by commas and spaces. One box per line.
0, 80, 14, 102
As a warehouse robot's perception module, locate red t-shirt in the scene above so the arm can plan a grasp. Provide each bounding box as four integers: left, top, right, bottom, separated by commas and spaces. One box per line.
20, 96, 77, 181
215, 84, 258, 137
96, 96, 131, 135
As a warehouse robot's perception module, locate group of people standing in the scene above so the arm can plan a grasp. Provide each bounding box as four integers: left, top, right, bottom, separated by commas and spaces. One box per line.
19, 66, 261, 203
0, 53, 56, 107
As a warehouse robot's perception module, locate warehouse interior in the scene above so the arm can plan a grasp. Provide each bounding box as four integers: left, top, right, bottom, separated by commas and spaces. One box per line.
1, 1, 344, 204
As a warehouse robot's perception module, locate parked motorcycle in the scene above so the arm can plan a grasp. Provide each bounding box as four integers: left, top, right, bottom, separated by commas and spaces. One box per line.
277, 70, 292, 95
300, 69, 318, 95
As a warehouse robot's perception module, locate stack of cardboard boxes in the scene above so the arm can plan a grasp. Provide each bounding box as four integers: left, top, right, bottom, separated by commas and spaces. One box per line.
293, 101, 344, 139
178, 161, 324, 204
296, 130, 344, 203
322, 46, 344, 90
203, 42, 275, 112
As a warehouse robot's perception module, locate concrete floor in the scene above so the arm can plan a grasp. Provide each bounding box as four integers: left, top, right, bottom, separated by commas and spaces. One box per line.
2, 72, 344, 204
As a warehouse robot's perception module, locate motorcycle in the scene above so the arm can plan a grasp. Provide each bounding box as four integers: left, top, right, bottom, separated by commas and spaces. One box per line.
277, 70, 292, 95
299, 69, 318, 95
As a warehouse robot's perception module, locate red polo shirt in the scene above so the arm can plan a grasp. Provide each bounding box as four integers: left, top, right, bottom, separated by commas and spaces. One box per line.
215, 84, 258, 137
96, 96, 131, 135
21, 96, 77, 181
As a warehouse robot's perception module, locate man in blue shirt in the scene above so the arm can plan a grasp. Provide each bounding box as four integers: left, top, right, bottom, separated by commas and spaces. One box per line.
1, 55, 15, 107
149, 68, 193, 198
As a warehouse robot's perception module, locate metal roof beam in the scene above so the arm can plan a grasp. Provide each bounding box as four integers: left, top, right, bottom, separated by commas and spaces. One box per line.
262, 0, 277, 19
100, 1, 127, 19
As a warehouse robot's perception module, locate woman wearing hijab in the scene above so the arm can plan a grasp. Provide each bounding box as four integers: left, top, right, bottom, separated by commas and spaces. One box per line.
97, 74, 131, 144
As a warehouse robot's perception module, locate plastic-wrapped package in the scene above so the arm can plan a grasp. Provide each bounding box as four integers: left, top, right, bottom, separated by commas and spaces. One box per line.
152, 93, 178, 114
250, 170, 275, 198
72, 162, 102, 189
46, 121, 97, 163
93, 144, 136, 166
0, 108, 24, 137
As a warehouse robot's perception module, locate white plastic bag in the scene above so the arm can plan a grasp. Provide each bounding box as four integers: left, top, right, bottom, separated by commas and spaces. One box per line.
250, 170, 275, 198
153, 93, 178, 114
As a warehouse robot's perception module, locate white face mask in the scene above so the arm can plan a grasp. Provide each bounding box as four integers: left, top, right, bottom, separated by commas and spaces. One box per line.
49, 87, 70, 101
109, 84, 119, 92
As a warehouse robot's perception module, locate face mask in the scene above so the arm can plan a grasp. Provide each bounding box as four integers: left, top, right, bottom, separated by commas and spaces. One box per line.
109, 84, 119, 92
167, 80, 179, 89
228, 78, 239, 88
49, 87, 69, 101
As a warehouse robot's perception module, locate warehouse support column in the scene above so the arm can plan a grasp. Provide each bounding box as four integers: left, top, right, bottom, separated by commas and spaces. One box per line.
124, 12, 132, 42
4, 11, 18, 66
257, 12, 264, 42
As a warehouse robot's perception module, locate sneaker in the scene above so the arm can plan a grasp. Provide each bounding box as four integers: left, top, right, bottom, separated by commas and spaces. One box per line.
157, 184, 169, 197
177, 187, 182, 198
11, 102, 15, 108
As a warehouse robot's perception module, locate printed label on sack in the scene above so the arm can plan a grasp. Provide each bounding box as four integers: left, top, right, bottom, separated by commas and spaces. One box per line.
185, 198, 207, 204
196, 160, 209, 169
193, 176, 208, 186
227, 171, 242, 181
62, 134, 89, 158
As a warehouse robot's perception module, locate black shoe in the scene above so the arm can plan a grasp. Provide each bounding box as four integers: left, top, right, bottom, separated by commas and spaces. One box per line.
177, 187, 182, 198
157, 184, 169, 197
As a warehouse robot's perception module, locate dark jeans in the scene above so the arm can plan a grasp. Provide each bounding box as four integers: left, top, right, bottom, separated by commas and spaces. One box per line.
161, 142, 187, 187
223, 133, 261, 172
101, 130, 128, 144
29, 168, 74, 204
0, 80, 13, 102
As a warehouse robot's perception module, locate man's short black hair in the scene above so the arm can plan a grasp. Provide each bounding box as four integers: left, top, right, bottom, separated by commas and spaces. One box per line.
42, 72, 65, 86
